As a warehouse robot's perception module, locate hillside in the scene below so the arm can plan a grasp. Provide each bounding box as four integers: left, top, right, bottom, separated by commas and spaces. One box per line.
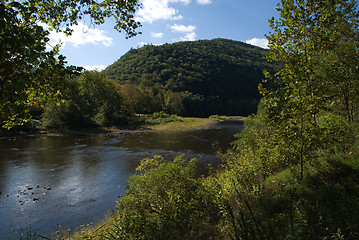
104, 38, 278, 116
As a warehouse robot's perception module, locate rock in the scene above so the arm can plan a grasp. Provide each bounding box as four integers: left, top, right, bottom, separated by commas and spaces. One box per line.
33, 198, 39, 202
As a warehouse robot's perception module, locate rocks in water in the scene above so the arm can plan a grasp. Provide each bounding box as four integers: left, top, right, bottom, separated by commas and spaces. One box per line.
11, 184, 53, 205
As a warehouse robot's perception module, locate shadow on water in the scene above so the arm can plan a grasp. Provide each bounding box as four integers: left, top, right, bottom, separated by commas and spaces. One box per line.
0, 120, 243, 238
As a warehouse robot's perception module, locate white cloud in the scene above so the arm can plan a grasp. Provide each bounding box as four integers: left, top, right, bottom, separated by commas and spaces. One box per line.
170, 24, 196, 33
246, 38, 269, 49
139, 42, 148, 47
173, 15, 184, 20
45, 23, 113, 48
82, 65, 107, 71
180, 32, 197, 41
197, 0, 212, 5
170, 24, 197, 41
136, 0, 190, 23
151, 32, 164, 38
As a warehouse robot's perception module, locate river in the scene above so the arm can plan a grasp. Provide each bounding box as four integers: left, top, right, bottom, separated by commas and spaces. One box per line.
0, 120, 243, 239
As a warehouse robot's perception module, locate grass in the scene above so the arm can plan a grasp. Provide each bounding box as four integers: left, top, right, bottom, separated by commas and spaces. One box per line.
141, 114, 219, 131
209, 115, 248, 122
140, 113, 247, 131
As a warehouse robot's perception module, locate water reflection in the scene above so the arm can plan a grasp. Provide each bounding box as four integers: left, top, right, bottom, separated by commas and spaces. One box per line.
0, 121, 243, 238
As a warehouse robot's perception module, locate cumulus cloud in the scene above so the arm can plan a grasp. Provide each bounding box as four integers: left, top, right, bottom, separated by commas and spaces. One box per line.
170, 24, 196, 33
197, 0, 212, 5
44, 23, 113, 48
170, 24, 197, 41
180, 32, 197, 41
136, 0, 190, 23
246, 38, 269, 49
82, 65, 107, 71
173, 15, 184, 20
151, 32, 164, 38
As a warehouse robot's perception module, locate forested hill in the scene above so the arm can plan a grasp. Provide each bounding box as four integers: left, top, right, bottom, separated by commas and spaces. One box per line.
104, 38, 277, 116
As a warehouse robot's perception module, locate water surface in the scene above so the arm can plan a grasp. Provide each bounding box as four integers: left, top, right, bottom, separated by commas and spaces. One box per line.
0, 121, 243, 238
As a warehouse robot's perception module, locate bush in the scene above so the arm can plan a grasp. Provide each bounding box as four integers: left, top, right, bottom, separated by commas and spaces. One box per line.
152, 111, 170, 119
112, 155, 222, 240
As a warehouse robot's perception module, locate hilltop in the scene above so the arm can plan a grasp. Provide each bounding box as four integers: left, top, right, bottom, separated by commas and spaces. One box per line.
104, 38, 278, 116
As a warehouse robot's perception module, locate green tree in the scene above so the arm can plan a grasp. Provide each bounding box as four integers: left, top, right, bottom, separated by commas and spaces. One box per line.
260, 0, 359, 179
42, 71, 127, 129
1, 0, 141, 129
114, 155, 221, 240
78, 71, 126, 127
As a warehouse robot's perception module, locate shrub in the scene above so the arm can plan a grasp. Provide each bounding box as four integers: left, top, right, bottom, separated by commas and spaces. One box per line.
113, 155, 222, 240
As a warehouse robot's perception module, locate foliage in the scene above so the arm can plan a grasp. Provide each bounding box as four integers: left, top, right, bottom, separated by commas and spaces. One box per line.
104, 38, 279, 117
4, 0, 141, 38
73, 155, 222, 240
0, 2, 81, 129
259, 0, 359, 179
225, 114, 288, 191
119, 84, 183, 115
42, 71, 128, 129
0, 0, 140, 130
218, 1, 359, 239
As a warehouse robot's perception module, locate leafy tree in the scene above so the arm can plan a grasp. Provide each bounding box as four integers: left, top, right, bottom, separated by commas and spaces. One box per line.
77, 71, 127, 127
0, 2, 79, 129
1, 0, 141, 130
113, 155, 221, 240
42, 71, 128, 129
260, 0, 359, 179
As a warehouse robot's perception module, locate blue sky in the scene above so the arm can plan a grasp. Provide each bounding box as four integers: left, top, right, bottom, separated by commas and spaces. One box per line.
48, 0, 280, 70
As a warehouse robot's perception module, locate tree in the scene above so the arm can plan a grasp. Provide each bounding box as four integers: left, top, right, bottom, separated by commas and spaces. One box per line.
78, 71, 126, 127
114, 155, 221, 240
0, 0, 141, 129
260, 0, 359, 179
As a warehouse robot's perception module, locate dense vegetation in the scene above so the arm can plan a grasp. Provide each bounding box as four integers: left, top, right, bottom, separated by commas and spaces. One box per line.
65, 0, 359, 239
2, 0, 359, 239
0, 0, 140, 131
3, 38, 277, 132
104, 39, 277, 116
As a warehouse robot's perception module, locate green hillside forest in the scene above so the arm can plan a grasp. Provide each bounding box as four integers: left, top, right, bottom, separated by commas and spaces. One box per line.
104, 38, 277, 117
2, 39, 276, 131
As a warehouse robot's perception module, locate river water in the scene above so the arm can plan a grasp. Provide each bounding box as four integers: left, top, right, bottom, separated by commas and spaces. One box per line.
0, 121, 243, 239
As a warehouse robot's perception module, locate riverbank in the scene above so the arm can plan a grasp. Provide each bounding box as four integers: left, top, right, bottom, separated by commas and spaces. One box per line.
142, 115, 218, 131
0, 119, 245, 239
0, 115, 246, 140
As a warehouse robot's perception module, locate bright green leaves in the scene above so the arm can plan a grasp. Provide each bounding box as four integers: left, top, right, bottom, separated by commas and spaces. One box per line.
115, 155, 221, 240
17, 0, 141, 37
0, 2, 81, 129
1, 0, 141, 130
41, 70, 126, 129
260, 0, 359, 179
